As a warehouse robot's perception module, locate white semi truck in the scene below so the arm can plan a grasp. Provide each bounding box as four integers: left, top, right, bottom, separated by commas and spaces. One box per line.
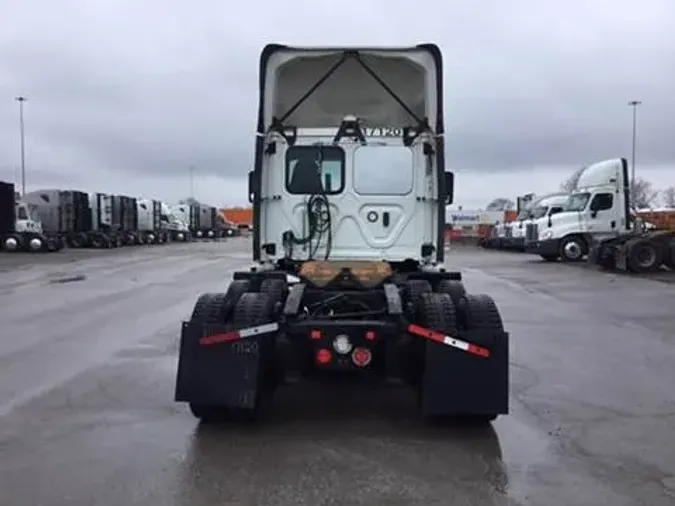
501, 193, 538, 251
175, 43, 509, 424
497, 194, 565, 252
1, 182, 64, 252
524, 158, 631, 262
136, 198, 170, 244
161, 203, 191, 241
483, 193, 566, 251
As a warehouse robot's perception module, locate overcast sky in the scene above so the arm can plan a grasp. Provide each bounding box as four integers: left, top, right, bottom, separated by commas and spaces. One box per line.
1, 0, 674, 209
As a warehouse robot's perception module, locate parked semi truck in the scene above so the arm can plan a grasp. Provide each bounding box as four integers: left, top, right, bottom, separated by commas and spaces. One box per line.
197, 205, 219, 239
502, 193, 538, 251
520, 193, 568, 255
162, 203, 191, 241
110, 195, 141, 246
175, 43, 509, 425
25, 190, 141, 248
171, 204, 200, 238
87, 192, 123, 247
481, 193, 537, 250
22, 189, 98, 248
1, 182, 64, 252
524, 159, 626, 262
136, 198, 172, 244
522, 158, 674, 268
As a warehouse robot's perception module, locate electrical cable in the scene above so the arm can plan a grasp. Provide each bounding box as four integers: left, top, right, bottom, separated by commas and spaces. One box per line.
284, 149, 333, 261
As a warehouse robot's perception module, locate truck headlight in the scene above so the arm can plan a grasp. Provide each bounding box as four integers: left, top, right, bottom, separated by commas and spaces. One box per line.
541, 230, 553, 240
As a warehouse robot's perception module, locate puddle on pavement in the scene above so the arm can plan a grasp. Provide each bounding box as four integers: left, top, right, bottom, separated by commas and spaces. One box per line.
493, 412, 565, 502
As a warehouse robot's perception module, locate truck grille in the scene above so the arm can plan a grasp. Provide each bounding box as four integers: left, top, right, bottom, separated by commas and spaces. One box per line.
525, 223, 538, 242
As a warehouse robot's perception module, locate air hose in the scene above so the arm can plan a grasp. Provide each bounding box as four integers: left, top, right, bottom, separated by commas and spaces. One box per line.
283, 192, 332, 261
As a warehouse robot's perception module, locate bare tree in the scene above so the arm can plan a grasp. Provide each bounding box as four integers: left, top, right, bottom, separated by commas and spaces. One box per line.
630, 178, 659, 209
486, 197, 515, 211
661, 186, 675, 208
559, 166, 586, 193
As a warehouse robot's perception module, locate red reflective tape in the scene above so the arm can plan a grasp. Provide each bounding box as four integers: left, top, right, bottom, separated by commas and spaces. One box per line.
467, 343, 491, 358
200, 330, 241, 346
408, 324, 445, 344
199, 322, 279, 347
407, 324, 491, 358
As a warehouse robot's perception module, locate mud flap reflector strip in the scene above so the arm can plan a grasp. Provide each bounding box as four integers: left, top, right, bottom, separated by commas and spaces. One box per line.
199, 322, 279, 346
407, 324, 491, 358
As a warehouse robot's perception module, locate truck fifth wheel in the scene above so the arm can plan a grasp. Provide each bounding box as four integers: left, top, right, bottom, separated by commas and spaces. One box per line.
175, 44, 510, 424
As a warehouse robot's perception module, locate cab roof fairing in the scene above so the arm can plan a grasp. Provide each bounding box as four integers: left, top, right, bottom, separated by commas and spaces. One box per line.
256, 45, 444, 135
575, 158, 627, 192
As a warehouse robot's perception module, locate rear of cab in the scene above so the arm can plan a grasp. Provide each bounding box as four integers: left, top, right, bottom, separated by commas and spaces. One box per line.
249, 45, 449, 263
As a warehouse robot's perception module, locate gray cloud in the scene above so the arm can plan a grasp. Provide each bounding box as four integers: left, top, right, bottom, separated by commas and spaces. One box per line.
1, 0, 674, 206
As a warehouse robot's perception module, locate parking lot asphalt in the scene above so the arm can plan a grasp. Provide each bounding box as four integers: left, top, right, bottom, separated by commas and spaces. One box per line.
1, 240, 674, 506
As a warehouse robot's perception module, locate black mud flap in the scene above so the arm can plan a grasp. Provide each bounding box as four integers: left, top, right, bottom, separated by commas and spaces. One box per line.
420, 328, 509, 417
174, 321, 266, 409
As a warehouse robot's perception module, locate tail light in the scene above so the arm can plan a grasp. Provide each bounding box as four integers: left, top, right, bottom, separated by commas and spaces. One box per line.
351, 347, 372, 367
316, 349, 332, 365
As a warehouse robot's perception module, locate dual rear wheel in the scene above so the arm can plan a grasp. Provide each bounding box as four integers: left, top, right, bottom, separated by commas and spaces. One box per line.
404, 279, 505, 424
187, 276, 506, 425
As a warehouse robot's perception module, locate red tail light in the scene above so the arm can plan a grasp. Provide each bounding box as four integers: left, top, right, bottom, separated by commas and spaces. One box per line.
351, 347, 372, 367
316, 348, 332, 365
365, 330, 376, 341
310, 330, 322, 340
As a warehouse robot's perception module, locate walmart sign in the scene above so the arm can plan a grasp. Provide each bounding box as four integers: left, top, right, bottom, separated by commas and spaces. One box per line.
446, 210, 503, 225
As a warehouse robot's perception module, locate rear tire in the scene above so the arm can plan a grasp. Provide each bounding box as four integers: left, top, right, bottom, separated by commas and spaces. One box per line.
234, 292, 277, 416
184, 293, 234, 423
187, 292, 275, 424
463, 294, 504, 334
415, 292, 457, 422
459, 294, 505, 424
190, 292, 231, 322
404, 279, 432, 315
436, 279, 467, 309
259, 278, 289, 314
233, 292, 274, 326
626, 238, 662, 273
222, 280, 251, 320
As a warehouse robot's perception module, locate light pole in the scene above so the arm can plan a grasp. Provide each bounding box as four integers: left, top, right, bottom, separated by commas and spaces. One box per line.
189, 165, 195, 201
14, 96, 28, 196
628, 100, 641, 202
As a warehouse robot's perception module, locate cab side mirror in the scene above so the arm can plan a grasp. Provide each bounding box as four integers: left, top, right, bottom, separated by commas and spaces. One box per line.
248, 170, 259, 204
444, 172, 454, 205
589, 200, 600, 218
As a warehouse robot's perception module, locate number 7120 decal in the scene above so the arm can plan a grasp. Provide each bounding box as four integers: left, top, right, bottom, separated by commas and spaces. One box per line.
364, 126, 403, 137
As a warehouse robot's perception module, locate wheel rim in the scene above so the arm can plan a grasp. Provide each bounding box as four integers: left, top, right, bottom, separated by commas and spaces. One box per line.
563, 241, 582, 260
5, 238, 18, 251
636, 246, 656, 268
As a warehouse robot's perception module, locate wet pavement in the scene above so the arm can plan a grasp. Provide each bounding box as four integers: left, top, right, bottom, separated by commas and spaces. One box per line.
1, 240, 674, 506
